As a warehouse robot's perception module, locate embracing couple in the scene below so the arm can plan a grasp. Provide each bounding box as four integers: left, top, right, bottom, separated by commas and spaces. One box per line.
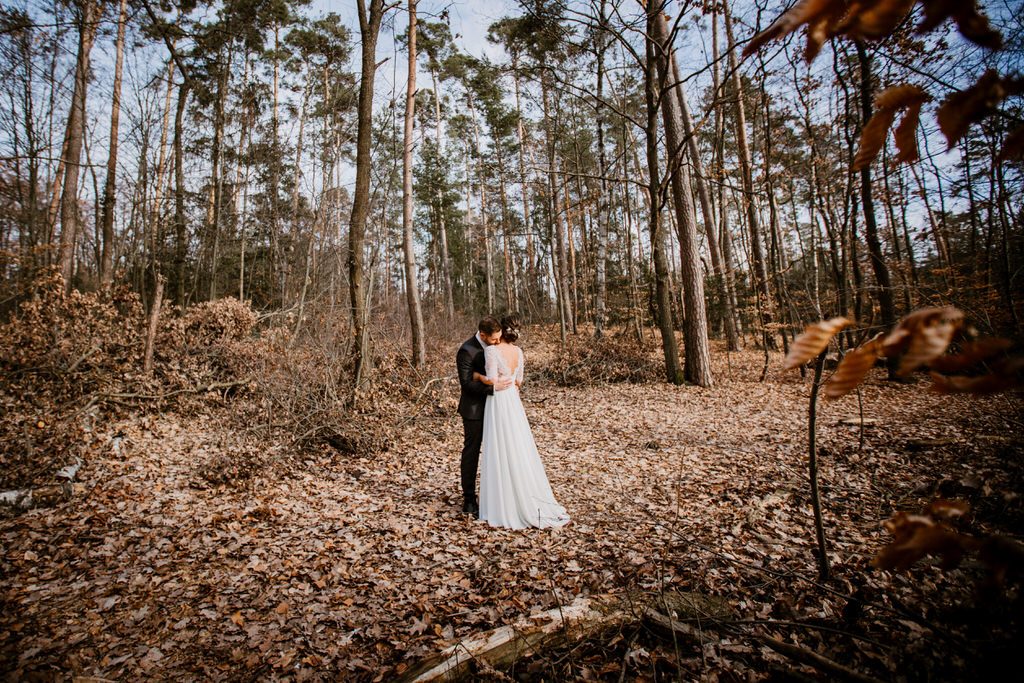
456, 315, 570, 530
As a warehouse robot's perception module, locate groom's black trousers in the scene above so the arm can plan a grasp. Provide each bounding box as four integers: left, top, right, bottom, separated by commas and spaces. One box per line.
460, 418, 484, 503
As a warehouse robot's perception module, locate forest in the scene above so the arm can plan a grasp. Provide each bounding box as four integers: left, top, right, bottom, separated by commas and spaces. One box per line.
1, 0, 1023, 680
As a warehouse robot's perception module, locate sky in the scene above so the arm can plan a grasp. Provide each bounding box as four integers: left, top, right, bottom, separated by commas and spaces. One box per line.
307, 0, 519, 102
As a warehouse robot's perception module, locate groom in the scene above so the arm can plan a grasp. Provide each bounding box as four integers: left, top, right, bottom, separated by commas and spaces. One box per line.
456, 316, 512, 516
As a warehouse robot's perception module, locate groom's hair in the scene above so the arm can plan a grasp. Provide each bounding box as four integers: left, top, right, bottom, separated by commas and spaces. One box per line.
478, 316, 501, 334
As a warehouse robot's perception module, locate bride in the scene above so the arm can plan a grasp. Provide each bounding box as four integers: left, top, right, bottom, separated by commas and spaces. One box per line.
473, 315, 570, 529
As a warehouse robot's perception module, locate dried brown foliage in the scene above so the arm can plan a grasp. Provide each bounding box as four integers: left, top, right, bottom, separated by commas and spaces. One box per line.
874, 511, 975, 570
875, 499, 1024, 590
836, 0, 917, 41
937, 70, 1024, 149
746, 0, 1021, 168
997, 125, 1024, 161
917, 0, 1003, 49
928, 338, 1013, 374
824, 334, 883, 399
0, 277, 411, 491
747, 0, 1001, 60
532, 332, 663, 386
782, 317, 851, 369
930, 355, 1024, 395
0, 271, 144, 489
742, 0, 848, 62
786, 307, 1020, 399
882, 306, 964, 376
854, 85, 932, 170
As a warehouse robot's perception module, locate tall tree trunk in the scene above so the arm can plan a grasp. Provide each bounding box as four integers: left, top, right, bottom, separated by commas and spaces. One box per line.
402, 0, 426, 367
881, 142, 912, 312
593, 0, 610, 337
149, 55, 177, 275
288, 67, 311, 301
563, 179, 579, 333
542, 72, 570, 341
173, 80, 190, 305
644, 4, 682, 384
429, 66, 455, 320
723, 0, 773, 349
350, 0, 386, 389
57, 0, 99, 289
99, 0, 128, 285
673, 54, 736, 350
653, 10, 713, 387
271, 22, 282, 303
711, 5, 742, 342
497, 153, 516, 311
511, 59, 536, 297
205, 48, 232, 301
855, 41, 897, 372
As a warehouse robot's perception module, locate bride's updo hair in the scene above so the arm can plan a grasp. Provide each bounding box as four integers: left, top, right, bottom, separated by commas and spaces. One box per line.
500, 314, 520, 343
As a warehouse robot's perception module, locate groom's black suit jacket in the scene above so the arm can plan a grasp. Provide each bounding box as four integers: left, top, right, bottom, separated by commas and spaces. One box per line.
457, 335, 493, 420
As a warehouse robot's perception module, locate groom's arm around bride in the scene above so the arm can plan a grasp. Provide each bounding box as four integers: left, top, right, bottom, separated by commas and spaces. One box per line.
455, 318, 511, 516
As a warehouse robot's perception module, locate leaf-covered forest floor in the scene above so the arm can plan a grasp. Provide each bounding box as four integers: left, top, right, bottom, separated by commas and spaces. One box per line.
3, 340, 1023, 681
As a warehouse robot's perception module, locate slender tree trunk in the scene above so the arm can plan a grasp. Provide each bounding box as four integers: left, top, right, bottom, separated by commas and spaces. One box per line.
723, 0, 773, 349
511, 60, 536, 296
98, 0, 128, 285
673, 55, 736, 350
881, 142, 912, 312
593, 0, 610, 337
855, 41, 897, 374
173, 80, 190, 305
149, 55, 176, 274
653, 11, 712, 386
350, 0, 386, 389
896, 165, 919, 292
57, 0, 99, 288
563, 179, 579, 333
542, 73, 570, 340
429, 66, 455, 320
205, 47, 232, 301
644, 4, 682, 384
143, 275, 165, 374
402, 0, 426, 367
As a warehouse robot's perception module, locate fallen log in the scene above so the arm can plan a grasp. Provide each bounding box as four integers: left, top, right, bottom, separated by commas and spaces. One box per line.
398, 594, 631, 683
399, 590, 734, 683
759, 635, 882, 683
0, 458, 81, 511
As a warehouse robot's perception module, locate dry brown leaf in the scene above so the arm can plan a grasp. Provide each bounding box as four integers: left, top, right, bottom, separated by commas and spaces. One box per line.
874, 83, 931, 110
937, 70, 1006, 149
854, 107, 898, 171
893, 101, 925, 163
742, 0, 848, 62
997, 125, 1024, 162
854, 85, 930, 170
879, 307, 963, 375
824, 336, 882, 399
918, 0, 1002, 49
873, 512, 975, 571
783, 317, 851, 369
978, 536, 1024, 588
928, 338, 1012, 373
929, 356, 1024, 394
839, 0, 916, 41
925, 499, 970, 520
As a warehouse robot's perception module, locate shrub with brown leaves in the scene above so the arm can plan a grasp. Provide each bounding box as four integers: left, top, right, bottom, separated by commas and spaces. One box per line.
532, 332, 663, 386
0, 272, 145, 489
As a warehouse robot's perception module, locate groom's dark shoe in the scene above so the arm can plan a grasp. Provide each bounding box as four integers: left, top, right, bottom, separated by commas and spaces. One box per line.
462, 499, 479, 518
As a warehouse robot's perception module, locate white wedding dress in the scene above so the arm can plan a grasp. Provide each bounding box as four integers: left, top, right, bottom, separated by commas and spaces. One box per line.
479, 344, 570, 529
